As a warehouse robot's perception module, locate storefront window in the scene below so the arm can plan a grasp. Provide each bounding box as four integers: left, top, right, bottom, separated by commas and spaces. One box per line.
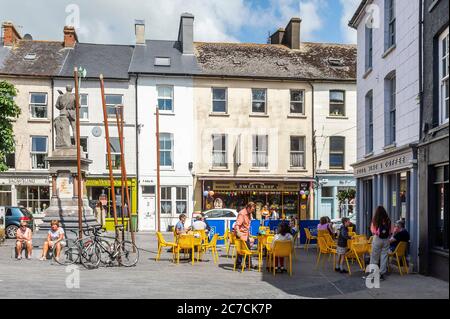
0, 185, 12, 206
433, 165, 449, 250
322, 187, 333, 198
283, 194, 298, 218
161, 186, 172, 215
400, 173, 407, 220
16, 185, 50, 214
176, 187, 187, 215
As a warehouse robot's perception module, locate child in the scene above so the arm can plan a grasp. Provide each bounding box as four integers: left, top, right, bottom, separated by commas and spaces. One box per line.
271, 222, 293, 273
335, 217, 352, 274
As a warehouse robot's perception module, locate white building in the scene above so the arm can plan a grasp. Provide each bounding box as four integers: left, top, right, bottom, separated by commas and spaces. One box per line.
129, 16, 199, 231
350, 0, 420, 269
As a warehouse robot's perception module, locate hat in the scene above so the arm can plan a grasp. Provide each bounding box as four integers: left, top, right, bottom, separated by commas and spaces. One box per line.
395, 220, 405, 228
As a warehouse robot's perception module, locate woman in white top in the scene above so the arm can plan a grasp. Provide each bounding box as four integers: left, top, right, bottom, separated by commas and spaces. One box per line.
271, 222, 293, 273
40, 220, 65, 261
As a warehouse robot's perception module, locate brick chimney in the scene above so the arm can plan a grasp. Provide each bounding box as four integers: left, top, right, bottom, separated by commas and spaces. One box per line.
2, 21, 22, 46
270, 28, 285, 45
63, 26, 78, 48
135, 20, 145, 45
283, 18, 301, 49
177, 13, 194, 54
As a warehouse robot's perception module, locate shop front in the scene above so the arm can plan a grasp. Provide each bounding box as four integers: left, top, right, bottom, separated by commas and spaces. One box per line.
200, 179, 314, 220
353, 145, 419, 271
0, 174, 51, 214
85, 177, 137, 231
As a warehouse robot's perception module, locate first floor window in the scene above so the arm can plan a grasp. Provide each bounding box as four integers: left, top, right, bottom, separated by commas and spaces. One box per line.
252, 88, 267, 113
176, 187, 188, 215
212, 88, 227, 113
29, 93, 48, 119
159, 133, 173, 168
106, 137, 121, 170
329, 136, 345, 169
80, 94, 89, 120
160, 186, 172, 215
290, 90, 304, 114
433, 165, 449, 250
159, 186, 189, 215
105, 94, 123, 118
157, 86, 173, 111
385, 74, 396, 145
212, 134, 227, 168
439, 28, 449, 124
366, 91, 374, 153
290, 136, 305, 168
252, 135, 268, 168
329, 90, 345, 116
31, 136, 48, 169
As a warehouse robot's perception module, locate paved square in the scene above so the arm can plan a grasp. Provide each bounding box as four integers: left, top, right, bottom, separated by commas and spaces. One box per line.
0, 232, 448, 299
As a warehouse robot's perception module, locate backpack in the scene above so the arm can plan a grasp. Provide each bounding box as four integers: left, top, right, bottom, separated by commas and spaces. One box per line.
378, 221, 390, 239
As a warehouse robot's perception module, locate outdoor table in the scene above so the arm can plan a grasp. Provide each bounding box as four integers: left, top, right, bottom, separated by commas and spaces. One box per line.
178, 234, 203, 263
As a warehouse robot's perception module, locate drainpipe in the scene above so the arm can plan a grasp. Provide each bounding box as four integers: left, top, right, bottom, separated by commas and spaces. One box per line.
307, 81, 315, 220
135, 74, 139, 215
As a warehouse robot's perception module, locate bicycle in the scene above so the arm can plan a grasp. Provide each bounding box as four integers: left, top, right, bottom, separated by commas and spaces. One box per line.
81, 225, 139, 269
53, 227, 98, 266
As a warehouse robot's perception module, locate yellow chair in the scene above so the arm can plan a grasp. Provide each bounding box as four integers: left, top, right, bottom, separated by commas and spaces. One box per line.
156, 232, 177, 262
271, 240, 293, 276
317, 229, 330, 237
175, 235, 196, 265
323, 233, 337, 249
217, 229, 229, 246
292, 231, 299, 258
226, 232, 237, 259
193, 229, 208, 244
233, 239, 261, 272
265, 235, 275, 270
388, 241, 409, 275
316, 236, 336, 269
304, 228, 317, 252
344, 241, 370, 275
200, 234, 219, 263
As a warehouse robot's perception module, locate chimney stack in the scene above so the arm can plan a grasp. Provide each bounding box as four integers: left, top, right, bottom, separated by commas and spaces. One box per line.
135, 20, 145, 45
2, 21, 22, 46
63, 26, 78, 48
270, 28, 285, 45
284, 18, 301, 49
177, 13, 194, 54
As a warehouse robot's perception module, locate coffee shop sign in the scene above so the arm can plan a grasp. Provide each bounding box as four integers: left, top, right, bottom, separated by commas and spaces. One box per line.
355, 153, 413, 177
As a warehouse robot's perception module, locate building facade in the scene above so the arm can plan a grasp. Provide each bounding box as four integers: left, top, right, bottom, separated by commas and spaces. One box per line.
418, 0, 449, 281
313, 82, 357, 219
350, 0, 421, 271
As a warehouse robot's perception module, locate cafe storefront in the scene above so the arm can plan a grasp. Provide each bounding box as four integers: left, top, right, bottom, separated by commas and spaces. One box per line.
352, 145, 419, 271
199, 179, 314, 220
0, 174, 51, 214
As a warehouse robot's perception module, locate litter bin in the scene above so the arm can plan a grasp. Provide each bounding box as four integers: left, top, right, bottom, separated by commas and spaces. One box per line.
130, 214, 138, 232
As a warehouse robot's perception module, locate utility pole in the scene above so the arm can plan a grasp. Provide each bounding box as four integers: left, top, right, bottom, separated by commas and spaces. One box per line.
155, 106, 161, 233
74, 67, 83, 239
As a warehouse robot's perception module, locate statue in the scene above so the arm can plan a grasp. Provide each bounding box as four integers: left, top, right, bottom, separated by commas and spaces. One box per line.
54, 85, 76, 148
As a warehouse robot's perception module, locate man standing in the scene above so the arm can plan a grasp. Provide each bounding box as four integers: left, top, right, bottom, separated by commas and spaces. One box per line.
234, 202, 256, 269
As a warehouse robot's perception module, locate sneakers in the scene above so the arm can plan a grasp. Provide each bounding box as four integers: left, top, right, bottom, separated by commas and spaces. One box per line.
335, 267, 341, 272
39, 256, 46, 261
16, 255, 22, 260
340, 269, 349, 274
380, 274, 386, 281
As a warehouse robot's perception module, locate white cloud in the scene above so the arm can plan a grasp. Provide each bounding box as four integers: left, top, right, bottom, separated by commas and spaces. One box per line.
339, 0, 360, 43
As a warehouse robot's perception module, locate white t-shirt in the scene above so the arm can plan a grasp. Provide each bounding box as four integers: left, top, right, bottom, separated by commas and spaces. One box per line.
48, 228, 64, 241
272, 233, 293, 248
192, 220, 207, 231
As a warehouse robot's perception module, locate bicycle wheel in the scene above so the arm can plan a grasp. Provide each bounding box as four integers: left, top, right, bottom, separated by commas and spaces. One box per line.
53, 239, 81, 265
117, 241, 139, 267
98, 238, 115, 267
80, 240, 101, 269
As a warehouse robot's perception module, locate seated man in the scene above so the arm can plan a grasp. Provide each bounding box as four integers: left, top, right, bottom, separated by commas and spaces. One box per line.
175, 213, 188, 236
16, 221, 33, 260
192, 215, 207, 231
390, 220, 410, 252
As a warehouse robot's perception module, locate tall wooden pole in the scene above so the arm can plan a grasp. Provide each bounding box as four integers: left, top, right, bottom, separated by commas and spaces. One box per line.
155, 106, 161, 233
74, 68, 83, 239
116, 106, 136, 247
116, 108, 126, 241
100, 74, 118, 232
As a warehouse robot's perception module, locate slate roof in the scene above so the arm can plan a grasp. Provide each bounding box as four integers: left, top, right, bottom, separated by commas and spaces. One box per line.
194, 42, 357, 81
59, 43, 134, 79
0, 40, 68, 76
129, 40, 201, 75
0, 43, 9, 69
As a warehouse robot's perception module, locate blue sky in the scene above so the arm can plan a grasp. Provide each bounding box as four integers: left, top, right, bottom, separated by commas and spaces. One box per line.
1, 0, 360, 45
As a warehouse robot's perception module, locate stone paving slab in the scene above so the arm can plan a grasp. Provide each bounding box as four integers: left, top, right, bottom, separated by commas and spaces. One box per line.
0, 232, 448, 299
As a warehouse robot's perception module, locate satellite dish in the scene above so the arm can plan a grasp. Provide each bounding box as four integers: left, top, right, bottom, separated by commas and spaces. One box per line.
23, 34, 33, 40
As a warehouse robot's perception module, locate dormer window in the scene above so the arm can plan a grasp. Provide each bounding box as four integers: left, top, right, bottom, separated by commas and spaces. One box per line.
154, 57, 171, 66
24, 53, 36, 61
328, 58, 343, 66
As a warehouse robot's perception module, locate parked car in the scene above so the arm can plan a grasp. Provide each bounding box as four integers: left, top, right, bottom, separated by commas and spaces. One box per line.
194, 208, 238, 220
331, 213, 357, 234
0, 206, 34, 239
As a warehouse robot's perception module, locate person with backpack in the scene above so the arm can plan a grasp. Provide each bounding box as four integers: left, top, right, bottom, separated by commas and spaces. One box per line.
369, 206, 392, 281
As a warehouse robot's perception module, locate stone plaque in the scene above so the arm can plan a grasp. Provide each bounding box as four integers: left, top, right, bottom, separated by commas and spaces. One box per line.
57, 173, 73, 199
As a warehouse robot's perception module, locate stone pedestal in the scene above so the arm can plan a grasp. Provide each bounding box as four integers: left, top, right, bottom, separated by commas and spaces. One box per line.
39, 147, 98, 233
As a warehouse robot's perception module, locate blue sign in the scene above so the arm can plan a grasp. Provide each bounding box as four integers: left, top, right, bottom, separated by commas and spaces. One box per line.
207, 220, 226, 246
229, 219, 261, 237
299, 220, 320, 244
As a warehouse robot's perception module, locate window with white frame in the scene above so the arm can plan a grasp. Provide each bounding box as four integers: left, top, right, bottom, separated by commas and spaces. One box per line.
106, 137, 121, 170
329, 136, 345, 169
329, 90, 346, 116
212, 134, 227, 168
365, 26, 373, 70
176, 187, 188, 215
290, 136, 305, 168
385, 74, 396, 145
157, 86, 173, 112
212, 88, 227, 113
30, 136, 48, 169
80, 94, 88, 120
29, 93, 48, 119
159, 133, 173, 168
290, 90, 305, 115
366, 91, 374, 154
160, 186, 172, 215
439, 27, 449, 124
252, 88, 267, 114
105, 94, 123, 118
252, 135, 268, 168
385, 0, 396, 50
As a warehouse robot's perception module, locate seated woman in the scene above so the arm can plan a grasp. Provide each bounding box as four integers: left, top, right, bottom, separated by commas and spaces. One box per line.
16, 221, 33, 259
271, 222, 293, 273
317, 216, 334, 237
40, 220, 65, 261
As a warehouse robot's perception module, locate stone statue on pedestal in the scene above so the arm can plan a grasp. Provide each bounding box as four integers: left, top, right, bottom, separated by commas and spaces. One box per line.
54, 85, 77, 148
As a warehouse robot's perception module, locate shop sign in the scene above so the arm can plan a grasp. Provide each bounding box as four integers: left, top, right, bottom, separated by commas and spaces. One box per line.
86, 178, 136, 187
5, 177, 49, 185
213, 181, 300, 192
353, 151, 414, 178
